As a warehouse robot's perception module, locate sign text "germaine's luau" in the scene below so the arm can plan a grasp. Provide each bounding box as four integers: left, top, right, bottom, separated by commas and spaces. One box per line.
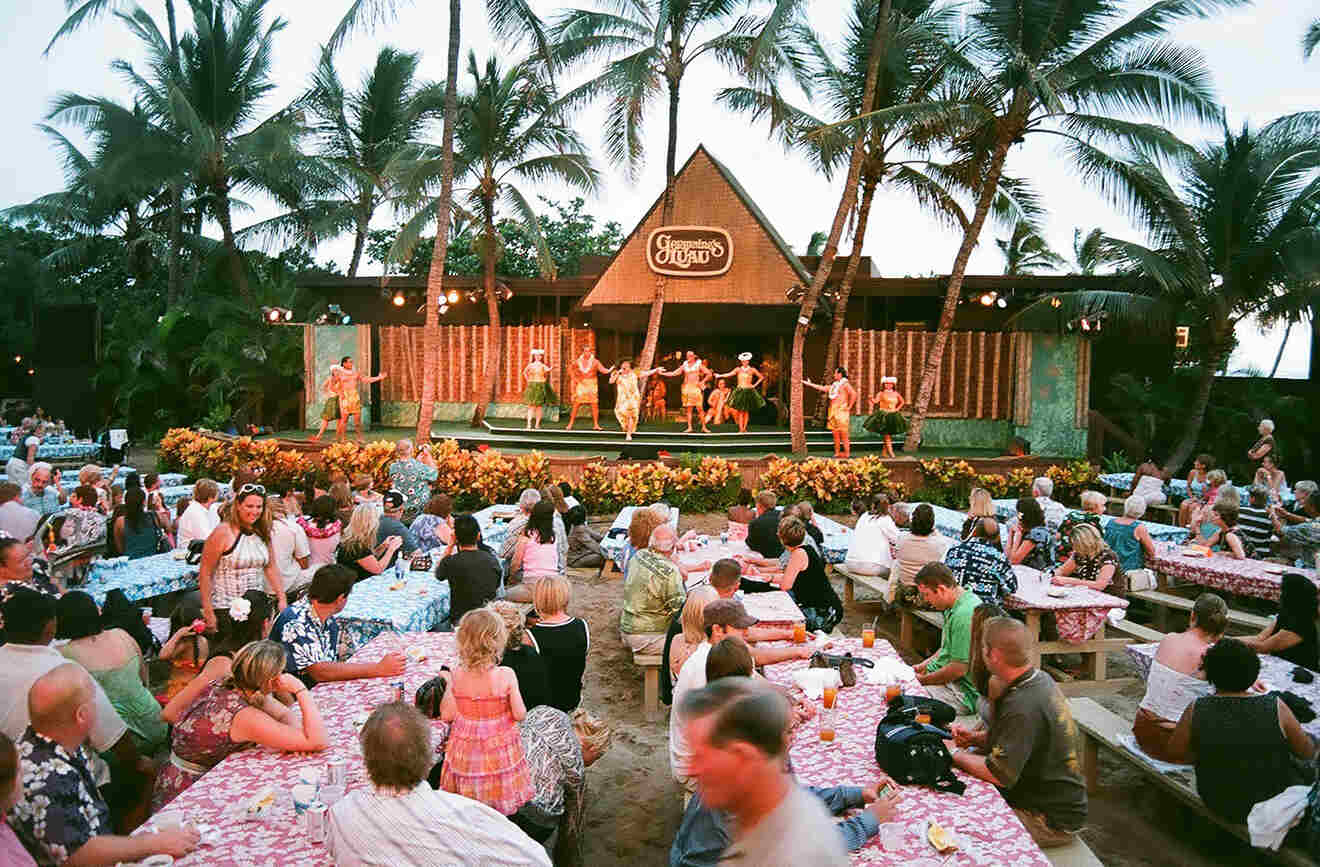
646, 226, 733, 277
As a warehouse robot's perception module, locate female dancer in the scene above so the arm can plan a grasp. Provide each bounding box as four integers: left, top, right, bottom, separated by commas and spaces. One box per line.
804, 367, 858, 458
662, 351, 713, 433
521, 349, 555, 430
705, 378, 731, 428
864, 375, 908, 458
566, 346, 613, 431
716, 353, 766, 433
610, 360, 667, 441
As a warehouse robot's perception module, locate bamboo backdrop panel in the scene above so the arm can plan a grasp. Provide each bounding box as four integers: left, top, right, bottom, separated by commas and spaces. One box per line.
841, 329, 1014, 420
378, 325, 593, 403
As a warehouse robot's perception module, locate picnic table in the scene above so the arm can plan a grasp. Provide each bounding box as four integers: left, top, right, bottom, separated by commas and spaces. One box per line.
1007, 565, 1129, 645
813, 514, 851, 564
599, 505, 681, 567
133, 632, 459, 865
80, 552, 198, 605
1098, 472, 1294, 507
1149, 542, 1318, 601
336, 568, 451, 651
1126, 642, 1320, 739
471, 503, 519, 554
0, 466, 141, 487
990, 499, 1188, 545
0, 440, 101, 462
762, 637, 1052, 866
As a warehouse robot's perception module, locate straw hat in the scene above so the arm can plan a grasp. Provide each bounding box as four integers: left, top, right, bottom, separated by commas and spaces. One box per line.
881, 375, 898, 384
530, 348, 545, 356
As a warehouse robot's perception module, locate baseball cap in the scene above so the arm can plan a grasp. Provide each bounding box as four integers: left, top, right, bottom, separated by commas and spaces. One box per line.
703, 598, 758, 630
383, 490, 405, 509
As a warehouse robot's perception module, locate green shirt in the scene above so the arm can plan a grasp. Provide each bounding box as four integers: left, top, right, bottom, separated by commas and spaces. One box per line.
926, 588, 981, 713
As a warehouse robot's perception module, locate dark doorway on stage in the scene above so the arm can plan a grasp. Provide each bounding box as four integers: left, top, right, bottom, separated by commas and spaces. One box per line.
639, 338, 785, 426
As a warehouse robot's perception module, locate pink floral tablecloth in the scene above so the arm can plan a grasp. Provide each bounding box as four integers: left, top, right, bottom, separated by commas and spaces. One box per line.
739, 590, 804, 625
1004, 565, 1129, 644
144, 632, 458, 865
1150, 542, 1319, 601
763, 638, 1051, 866
676, 539, 784, 585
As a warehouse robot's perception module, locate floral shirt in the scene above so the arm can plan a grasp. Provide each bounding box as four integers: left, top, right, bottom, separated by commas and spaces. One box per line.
21, 487, 60, 517
410, 514, 453, 553
517, 706, 586, 859
388, 459, 438, 519
271, 598, 341, 682
54, 508, 108, 550
9, 727, 110, 867
944, 538, 1018, 607
1056, 510, 1102, 563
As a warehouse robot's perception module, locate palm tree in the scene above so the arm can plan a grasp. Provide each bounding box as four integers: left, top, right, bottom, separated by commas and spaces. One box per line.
890, 0, 1244, 452
390, 53, 598, 424
1015, 114, 1320, 471
804, 231, 827, 256
997, 220, 1064, 275
1072, 227, 1109, 275
550, 0, 805, 373
1304, 18, 1319, 58
301, 47, 446, 277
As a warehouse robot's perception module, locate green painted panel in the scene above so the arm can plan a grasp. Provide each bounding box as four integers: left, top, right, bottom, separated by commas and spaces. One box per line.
1016, 334, 1087, 458
378, 401, 561, 427
916, 418, 1014, 449
306, 327, 369, 428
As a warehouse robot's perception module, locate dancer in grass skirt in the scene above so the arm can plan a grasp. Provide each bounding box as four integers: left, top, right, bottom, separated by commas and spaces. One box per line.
803, 367, 858, 458
864, 375, 908, 457
610, 359, 667, 441
661, 351, 713, 433
715, 353, 765, 433
521, 349, 556, 430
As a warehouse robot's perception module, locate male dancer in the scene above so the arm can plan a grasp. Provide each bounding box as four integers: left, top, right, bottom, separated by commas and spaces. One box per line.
661, 351, 712, 433
311, 357, 387, 442
566, 344, 614, 431
804, 367, 858, 458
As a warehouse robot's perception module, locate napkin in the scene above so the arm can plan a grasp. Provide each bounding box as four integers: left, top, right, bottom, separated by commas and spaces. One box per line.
791, 668, 841, 700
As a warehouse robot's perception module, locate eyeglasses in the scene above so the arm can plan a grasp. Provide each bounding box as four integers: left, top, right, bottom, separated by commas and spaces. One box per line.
238, 484, 267, 496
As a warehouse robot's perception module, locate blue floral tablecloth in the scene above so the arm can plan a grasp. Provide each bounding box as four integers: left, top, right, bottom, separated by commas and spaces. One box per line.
0, 441, 101, 461
1097, 472, 1292, 506
472, 504, 519, 554
337, 569, 451, 651
813, 514, 850, 564
991, 498, 1189, 544
79, 552, 199, 605
599, 505, 681, 565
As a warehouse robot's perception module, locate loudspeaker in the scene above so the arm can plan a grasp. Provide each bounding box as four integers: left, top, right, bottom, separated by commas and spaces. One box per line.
34, 366, 97, 433
35, 305, 100, 365
619, 445, 660, 460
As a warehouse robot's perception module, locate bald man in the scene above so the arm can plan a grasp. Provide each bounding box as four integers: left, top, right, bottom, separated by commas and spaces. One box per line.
10, 665, 199, 865
945, 618, 1087, 848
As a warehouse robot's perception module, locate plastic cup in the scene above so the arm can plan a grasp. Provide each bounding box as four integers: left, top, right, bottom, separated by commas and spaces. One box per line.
319, 783, 345, 806
291, 784, 317, 815
720, 531, 729, 546
879, 823, 906, 852
793, 623, 807, 644
818, 707, 837, 743
862, 628, 875, 648
885, 684, 902, 703
822, 685, 838, 709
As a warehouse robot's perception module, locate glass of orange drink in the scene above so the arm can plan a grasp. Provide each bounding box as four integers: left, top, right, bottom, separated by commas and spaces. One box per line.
862, 627, 875, 648
792, 622, 806, 643
885, 684, 901, 703
818, 707, 837, 743
822, 685, 838, 709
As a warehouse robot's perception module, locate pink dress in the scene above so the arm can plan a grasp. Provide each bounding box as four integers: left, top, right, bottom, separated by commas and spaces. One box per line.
440, 681, 535, 815
0, 816, 36, 867
151, 681, 252, 811
521, 534, 559, 577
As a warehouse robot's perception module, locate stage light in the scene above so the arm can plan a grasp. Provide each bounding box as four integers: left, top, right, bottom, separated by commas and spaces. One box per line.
392, 291, 406, 307
282, 308, 293, 321
1050, 296, 1062, 308
446, 290, 459, 304
13, 355, 20, 363
27, 368, 34, 376
1080, 317, 1091, 332
979, 293, 994, 306
996, 297, 1007, 308
438, 303, 449, 315
262, 306, 280, 323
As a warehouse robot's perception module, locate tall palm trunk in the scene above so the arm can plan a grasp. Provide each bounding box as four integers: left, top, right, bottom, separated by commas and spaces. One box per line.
636, 62, 682, 374
790, 1, 888, 454
904, 99, 1024, 452
1269, 322, 1293, 377
347, 191, 372, 278
164, 1, 182, 308
472, 199, 502, 424
816, 172, 878, 423
1162, 360, 1217, 474
415, 0, 462, 445
213, 184, 252, 298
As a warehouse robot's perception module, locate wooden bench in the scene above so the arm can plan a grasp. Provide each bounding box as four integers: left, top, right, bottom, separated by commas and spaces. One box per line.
1129, 589, 1273, 633
1108, 618, 1165, 643
633, 652, 662, 721
1070, 697, 1315, 866
898, 605, 944, 652
832, 563, 890, 605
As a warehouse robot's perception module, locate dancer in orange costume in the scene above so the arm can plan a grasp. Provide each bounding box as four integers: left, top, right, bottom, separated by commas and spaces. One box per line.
566, 345, 613, 431
661, 351, 713, 433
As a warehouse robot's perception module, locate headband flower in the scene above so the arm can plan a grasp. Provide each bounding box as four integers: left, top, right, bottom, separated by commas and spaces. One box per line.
229, 597, 252, 623
190, 619, 207, 634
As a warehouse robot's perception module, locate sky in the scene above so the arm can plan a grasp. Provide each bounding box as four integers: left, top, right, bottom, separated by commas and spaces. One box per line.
2, 0, 1314, 377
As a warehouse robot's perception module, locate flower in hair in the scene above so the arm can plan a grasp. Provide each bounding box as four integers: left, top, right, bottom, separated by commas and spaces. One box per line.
229, 597, 252, 623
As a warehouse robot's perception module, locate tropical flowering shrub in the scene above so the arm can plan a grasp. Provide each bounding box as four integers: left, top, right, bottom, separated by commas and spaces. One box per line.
916, 458, 1099, 508
759, 456, 903, 512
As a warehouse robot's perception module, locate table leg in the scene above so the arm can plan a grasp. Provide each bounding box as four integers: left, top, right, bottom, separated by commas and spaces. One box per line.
844, 575, 855, 605
1026, 612, 1042, 669
1083, 736, 1100, 793
900, 609, 914, 650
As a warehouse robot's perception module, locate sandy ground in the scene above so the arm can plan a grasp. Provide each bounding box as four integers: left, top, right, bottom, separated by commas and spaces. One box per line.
571, 512, 1280, 867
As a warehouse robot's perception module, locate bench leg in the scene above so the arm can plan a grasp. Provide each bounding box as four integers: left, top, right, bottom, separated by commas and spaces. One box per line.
1082, 649, 1107, 682
643, 667, 659, 721
844, 575, 855, 605
900, 610, 914, 651
1082, 735, 1100, 794
1025, 612, 1042, 669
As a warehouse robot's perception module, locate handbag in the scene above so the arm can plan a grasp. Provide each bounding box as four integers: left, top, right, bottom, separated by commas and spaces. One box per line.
883, 694, 958, 729
873, 719, 966, 795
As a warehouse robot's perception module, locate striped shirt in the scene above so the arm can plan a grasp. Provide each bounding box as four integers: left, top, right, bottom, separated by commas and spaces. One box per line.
328, 781, 551, 866
1238, 506, 1273, 556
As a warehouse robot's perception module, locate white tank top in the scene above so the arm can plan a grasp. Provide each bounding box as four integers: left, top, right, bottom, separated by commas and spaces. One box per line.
1138, 658, 1213, 722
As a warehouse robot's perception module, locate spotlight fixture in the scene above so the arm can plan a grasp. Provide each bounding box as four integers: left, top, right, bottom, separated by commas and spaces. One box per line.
27, 368, 34, 376
979, 293, 995, 306
261, 306, 280, 323
327, 303, 350, 325
1049, 296, 1062, 308
996, 296, 1007, 309
438, 303, 449, 315
391, 291, 406, 307
446, 289, 459, 304
13, 355, 20, 363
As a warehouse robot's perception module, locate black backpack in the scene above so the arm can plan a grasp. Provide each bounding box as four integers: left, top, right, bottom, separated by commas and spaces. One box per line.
873, 696, 966, 795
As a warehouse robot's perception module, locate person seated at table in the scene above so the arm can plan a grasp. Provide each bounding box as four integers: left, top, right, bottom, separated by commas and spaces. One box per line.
489, 600, 553, 711
270, 564, 407, 687
410, 492, 454, 554
507, 501, 562, 604
22, 462, 66, 517
56, 592, 168, 756
1103, 495, 1158, 581
945, 518, 1017, 607
960, 487, 998, 546
889, 501, 911, 529
677, 678, 854, 866
1240, 573, 1320, 670
1254, 453, 1288, 505
513, 705, 610, 863
793, 501, 825, 548
1187, 469, 1228, 532
621, 525, 687, 655
0, 731, 38, 867
529, 575, 591, 713
55, 484, 108, 551
352, 473, 382, 508
152, 640, 328, 810
161, 590, 274, 723
669, 586, 719, 683
1128, 460, 1169, 507
968, 602, 1007, 725
1030, 477, 1067, 531
911, 563, 981, 716
297, 494, 342, 569
337, 502, 404, 583
776, 516, 843, 635
727, 488, 756, 525
388, 437, 438, 521
1007, 498, 1054, 572
1051, 524, 1128, 596
1056, 491, 1105, 563
844, 493, 900, 576
330, 479, 355, 526
1131, 593, 1226, 762
1238, 485, 1275, 559
378, 490, 419, 567
10, 665, 201, 865
564, 505, 604, 569
745, 491, 785, 560
1274, 480, 1320, 526
778, 504, 822, 562
614, 505, 665, 577
0, 482, 39, 546
947, 617, 1087, 848
198, 485, 287, 634
893, 503, 953, 606
156, 599, 209, 705
330, 702, 551, 866
100, 588, 159, 657
1205, 501, 1247, 560
436, 513, 503, 628
112, 487, 165, 560
1177, 454, 1216, 527
266, 495, 312, 596
1166, 637, 1316, 825
438, 608, 536, 816
499, 488, 543, 573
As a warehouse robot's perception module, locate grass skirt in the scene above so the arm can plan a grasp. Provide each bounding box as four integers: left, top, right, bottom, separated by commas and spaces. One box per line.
864, 409, 908, 435
523, 381, 557, 407
727, 387, 766, 412
319, 397, 339, 421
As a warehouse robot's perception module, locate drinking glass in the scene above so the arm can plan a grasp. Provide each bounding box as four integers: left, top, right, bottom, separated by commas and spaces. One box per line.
862, 627, 875, 648
818, 706, 837, 744
822, 685, 838, 709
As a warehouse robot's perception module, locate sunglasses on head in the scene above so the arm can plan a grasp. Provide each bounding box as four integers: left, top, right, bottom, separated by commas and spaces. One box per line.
238, 483, 267, 496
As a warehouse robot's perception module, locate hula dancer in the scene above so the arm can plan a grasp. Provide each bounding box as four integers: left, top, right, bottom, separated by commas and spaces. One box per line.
521, 349, 556, 430
311, 357, 386, 442
804, 367, 858, 458
705, 378, 731, 427
661, 351, 712, 433
610, 360, 667, 441
864, 375, 908, 458
566, 346, 613, 431
716, 353, 766, 433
